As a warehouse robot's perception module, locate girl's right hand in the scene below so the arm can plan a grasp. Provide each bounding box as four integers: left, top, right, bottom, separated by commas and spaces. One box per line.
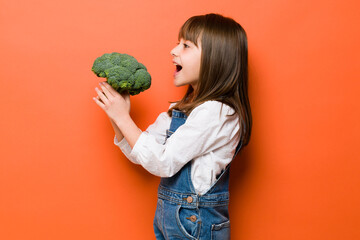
93, 82, 131, 121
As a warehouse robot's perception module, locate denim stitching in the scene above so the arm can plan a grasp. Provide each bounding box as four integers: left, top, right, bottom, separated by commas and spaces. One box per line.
175, 205, 197, 240
159, 185, 229, 200
158, 191, 229, 207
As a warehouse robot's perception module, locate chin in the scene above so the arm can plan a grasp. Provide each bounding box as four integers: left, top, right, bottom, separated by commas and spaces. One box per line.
173, 80, 185, 87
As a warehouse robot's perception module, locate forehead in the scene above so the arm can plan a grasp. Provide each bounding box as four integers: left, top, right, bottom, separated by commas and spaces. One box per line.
178, 19, 203, 47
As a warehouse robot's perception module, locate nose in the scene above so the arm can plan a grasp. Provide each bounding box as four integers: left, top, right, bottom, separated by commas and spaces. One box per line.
170, 45, 178, 57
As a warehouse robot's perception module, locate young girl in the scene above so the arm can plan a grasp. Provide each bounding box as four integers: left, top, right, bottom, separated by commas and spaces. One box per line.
93, 13, 252, 240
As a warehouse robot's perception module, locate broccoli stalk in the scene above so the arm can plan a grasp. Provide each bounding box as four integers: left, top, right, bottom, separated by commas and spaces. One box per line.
92, 52, 151, 95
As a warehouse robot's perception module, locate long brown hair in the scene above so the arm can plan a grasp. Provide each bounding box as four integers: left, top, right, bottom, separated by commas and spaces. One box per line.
168, 13, 252, 147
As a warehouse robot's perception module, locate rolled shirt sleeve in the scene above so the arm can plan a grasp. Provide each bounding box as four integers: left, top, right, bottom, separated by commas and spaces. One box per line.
114, 137, 138, 164
114, 110, 171, 164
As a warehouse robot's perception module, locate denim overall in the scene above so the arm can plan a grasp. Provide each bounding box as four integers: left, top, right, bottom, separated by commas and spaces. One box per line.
153, 110, 243, 240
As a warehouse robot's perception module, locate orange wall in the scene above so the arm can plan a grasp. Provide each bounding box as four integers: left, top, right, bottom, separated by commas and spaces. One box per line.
1, 0, 359, 239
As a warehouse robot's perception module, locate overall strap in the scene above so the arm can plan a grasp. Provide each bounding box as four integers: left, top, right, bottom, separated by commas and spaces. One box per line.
159, 110, 197, 193
165, 109, 187, 140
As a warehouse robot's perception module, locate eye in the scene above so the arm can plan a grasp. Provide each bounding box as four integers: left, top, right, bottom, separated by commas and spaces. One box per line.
183, 43, 190, 48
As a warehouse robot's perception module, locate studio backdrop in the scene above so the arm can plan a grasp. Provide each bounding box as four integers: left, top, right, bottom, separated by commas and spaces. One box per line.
0, 0, 359, 239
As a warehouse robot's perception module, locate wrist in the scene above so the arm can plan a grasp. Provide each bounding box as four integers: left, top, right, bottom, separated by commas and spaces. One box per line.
113, 113, 131, 130
113, 114, 141, 148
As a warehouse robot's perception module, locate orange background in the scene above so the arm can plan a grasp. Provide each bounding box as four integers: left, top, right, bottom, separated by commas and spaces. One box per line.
1, 0, 359, 239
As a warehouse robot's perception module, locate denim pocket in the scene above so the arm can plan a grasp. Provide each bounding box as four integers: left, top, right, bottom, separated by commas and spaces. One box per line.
211, 220, 230, 240
175, 205, 200, 240
154, 199, 164, 229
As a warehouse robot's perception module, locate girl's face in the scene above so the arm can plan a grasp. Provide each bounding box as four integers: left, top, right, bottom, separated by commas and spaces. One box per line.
170, 38, 202, 89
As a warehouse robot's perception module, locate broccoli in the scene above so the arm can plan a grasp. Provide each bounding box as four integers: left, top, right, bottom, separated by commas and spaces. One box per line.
92, 52, 151, 95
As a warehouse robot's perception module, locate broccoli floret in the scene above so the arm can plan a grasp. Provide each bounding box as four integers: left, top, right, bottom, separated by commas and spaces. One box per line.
92, 52, 151, 95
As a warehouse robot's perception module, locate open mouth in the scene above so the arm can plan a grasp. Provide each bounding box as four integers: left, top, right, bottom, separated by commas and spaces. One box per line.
176, 64, 183, 72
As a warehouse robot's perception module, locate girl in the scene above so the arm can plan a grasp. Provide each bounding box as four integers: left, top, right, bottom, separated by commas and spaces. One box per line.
93, 13, 252, 240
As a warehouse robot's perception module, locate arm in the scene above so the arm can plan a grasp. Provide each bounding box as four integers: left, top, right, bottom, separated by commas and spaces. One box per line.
113, 114, 141, 148
127, 102, 240, 177
94, 81, 171, 164
112, 111, 170, 165
93, 81, 141, 148
110, 118, 124, 143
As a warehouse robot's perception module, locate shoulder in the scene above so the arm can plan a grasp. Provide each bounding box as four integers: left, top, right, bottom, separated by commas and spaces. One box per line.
185, 101, 239, 129
168, 102, 177, 109
189, 100, 236, 118
182, 101, 241, 146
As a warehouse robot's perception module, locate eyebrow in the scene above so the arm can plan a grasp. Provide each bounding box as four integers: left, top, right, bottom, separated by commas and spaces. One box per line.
184, 40, 195, 45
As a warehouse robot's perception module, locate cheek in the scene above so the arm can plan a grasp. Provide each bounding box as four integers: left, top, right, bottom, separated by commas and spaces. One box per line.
194, 60, 201, 75
194, 54, 201, 72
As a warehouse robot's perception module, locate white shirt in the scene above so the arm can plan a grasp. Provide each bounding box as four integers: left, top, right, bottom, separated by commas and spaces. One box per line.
114, 100, 241, 195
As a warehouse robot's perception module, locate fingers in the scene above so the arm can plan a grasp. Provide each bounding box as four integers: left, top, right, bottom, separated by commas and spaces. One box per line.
93, 82, 130, 112
99, 82, 115, 98
101, 82, 118, 96
95, 87, 109, 105
95, 96, 103, 103
93, 95, 105, 108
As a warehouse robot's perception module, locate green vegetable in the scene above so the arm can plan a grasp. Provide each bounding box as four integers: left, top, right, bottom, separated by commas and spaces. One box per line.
92, 52, 151, 95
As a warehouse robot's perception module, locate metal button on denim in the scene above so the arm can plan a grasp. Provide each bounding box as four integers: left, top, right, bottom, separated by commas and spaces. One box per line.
186, 196, 193, 203
189, 215, 197, 222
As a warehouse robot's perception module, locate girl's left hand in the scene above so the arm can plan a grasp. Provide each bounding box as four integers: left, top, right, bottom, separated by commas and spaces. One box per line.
93, 81, 130, 121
